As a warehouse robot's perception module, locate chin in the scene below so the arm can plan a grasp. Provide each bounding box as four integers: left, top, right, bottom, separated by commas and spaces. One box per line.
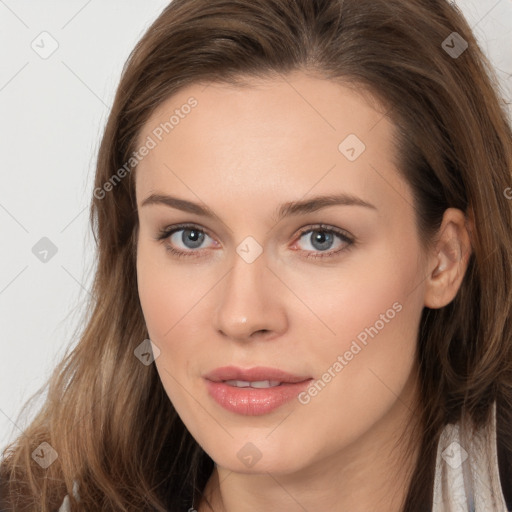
206, 439, 313, 475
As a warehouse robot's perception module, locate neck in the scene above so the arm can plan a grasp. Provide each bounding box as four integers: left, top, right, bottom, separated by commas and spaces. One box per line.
196, 367, 424, 512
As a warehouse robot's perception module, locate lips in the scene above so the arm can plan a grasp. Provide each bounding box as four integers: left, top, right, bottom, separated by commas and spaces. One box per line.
203, 366, 313, 415
203, 365, 311, 384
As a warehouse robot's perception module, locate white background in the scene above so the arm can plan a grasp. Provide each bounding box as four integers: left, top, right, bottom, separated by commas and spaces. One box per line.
1, 0, 511, 450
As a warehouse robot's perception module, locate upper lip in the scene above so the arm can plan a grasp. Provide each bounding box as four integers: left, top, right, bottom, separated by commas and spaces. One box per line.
204, 366, 312, 384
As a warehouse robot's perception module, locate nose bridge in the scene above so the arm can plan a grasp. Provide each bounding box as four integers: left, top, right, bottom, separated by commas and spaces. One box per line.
213, 243, 286, 340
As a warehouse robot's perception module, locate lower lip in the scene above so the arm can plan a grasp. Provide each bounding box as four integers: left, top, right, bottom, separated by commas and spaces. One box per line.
205, 379, 313, 416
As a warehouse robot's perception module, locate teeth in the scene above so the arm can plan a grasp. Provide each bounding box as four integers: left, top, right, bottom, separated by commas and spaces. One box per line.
224, 379, 281, 388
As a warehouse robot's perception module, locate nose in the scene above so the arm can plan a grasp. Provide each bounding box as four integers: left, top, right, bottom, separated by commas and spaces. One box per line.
213, 249, 288, 342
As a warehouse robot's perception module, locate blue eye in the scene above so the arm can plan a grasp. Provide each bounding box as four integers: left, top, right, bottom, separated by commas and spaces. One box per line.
156, 224, 214, 259
156, 223, 355, 260
294, 225, 354, 259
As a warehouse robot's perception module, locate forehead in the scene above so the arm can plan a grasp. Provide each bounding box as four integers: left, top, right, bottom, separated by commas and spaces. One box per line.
134, 72, 412, 217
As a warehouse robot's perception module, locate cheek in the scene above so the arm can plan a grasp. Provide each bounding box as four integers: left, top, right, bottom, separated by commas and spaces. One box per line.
136, 240, 200, 339
136, 242, 207, 393
136, 251, 190, 411
295, 234, 419, 366
294, 244, 424, 434
289, 235, 422, 355
136, 256, 172, 340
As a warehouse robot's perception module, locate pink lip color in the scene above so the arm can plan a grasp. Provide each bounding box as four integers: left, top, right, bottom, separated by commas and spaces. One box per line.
203, 366, 313, 416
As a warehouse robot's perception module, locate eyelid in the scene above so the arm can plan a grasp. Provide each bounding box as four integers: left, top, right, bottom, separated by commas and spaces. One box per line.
291, 224, 354, 258
156, 222, 355, 259
156, 223, 217, 249
294, 223, 353, 242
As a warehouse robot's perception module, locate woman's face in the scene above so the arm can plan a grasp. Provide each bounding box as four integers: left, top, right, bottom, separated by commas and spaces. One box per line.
135, 71, 430, 475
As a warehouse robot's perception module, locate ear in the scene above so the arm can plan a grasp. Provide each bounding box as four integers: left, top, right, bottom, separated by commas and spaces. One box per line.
423, 208, 473, 309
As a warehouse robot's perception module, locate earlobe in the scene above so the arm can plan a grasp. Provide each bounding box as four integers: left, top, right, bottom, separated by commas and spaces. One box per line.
423, 208, 472, 309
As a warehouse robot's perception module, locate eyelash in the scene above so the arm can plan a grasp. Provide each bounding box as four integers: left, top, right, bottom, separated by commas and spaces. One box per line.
155, 223, 355, 261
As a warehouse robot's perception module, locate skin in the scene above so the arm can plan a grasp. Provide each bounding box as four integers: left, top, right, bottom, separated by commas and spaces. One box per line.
134, 70, 472, 511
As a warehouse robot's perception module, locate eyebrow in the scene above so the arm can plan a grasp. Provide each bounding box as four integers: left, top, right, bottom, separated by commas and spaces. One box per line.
140, 192, 377, 222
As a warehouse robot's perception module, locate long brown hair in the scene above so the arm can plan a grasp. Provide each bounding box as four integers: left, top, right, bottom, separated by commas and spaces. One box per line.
2, 0, 512, 510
